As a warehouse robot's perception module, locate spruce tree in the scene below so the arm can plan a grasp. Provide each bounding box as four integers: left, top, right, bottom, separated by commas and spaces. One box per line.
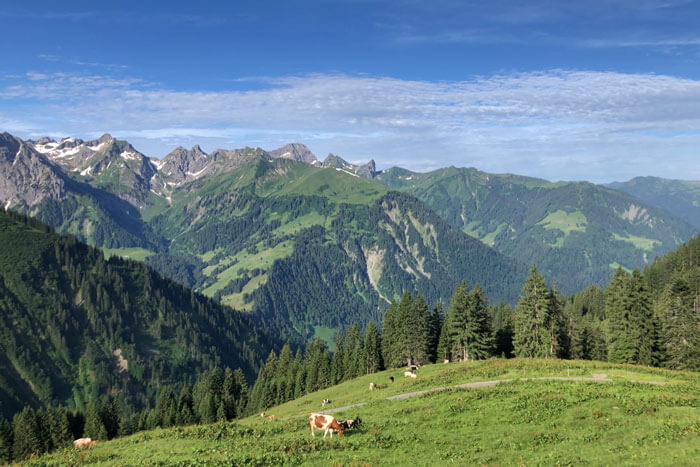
513, 265, 554, 358
446, 282, 494, 361
381, 300, 400, 367
397, 293, 431, 366
428, 301, 444, 363
12, 407, 41, 460
627, 268, 658, 366
0, 417, 13, 463
606, 267, 634, 363
363, 321, 382, 374
176, 387, 195, 425
331, 332, 345, 384
659, 278, 698, 369
437, 311, 454, 362
343, 323, 364, 379
83, 401, 108, 440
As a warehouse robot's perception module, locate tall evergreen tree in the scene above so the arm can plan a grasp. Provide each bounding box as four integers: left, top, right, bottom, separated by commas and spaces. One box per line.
627, 268, 658, 366
513, 265, 556, 358
12, 407, 41, 460
381, 300, 400, 367
343, 323, 364, 379
0, 417, 12, 463
606, 267, 634, 362
396, 293, 431, 366
331, 331, 345, 384
428, 301, 444, 363
83, 401, 108, 441
445, 282, 494, 361
658, 278, 699, 369
363, 321, 382, 374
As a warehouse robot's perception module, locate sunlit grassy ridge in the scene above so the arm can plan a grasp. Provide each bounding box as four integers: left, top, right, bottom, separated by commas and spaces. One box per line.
30, 359, 700, 466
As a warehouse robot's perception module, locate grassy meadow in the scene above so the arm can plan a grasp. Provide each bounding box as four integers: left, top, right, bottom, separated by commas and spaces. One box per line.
27, 359, 700, 466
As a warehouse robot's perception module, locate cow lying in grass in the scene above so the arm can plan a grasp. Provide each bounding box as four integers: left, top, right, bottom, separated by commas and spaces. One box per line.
73, 438, 98, 447
309, 413, 345, 438
404, 370, 417, 378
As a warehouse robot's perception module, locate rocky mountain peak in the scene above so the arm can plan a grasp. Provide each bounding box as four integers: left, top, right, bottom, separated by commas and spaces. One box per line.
268, 143, 318, 165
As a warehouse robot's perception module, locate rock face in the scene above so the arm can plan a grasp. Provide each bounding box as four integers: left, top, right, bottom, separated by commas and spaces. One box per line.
0, 132, 66, 209
30, 133, 157, 207
268, 143, 319, 165
155, 145, 210, 186
151, 146, 270, 196
322, 153, 378, 178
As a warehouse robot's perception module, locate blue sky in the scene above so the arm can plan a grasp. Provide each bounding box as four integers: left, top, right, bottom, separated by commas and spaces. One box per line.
2, 0, 700, 182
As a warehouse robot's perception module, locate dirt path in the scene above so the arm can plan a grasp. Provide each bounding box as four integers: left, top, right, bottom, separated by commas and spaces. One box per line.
315, 376, 666, 416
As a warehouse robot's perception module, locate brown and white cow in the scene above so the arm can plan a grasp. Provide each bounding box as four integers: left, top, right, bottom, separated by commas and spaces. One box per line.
404, 370, 417, 378
369, 382, 377, 390
309, 413, 345, 438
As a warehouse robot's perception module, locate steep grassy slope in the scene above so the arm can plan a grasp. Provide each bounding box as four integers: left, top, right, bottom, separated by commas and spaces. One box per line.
0, 210, 274, 419
377, 166, 697, 293
147, 158, 526, 338
607, 176, 700, 230
31, 359, 700, 465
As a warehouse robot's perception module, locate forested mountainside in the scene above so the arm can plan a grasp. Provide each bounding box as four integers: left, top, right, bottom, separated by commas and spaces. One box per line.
148, 158, 527, 339
376, 166, 697, 293
0, 133, 528, 340
607, 176, 700, 230
0, 209, 275, 420
3, 131, 695, 338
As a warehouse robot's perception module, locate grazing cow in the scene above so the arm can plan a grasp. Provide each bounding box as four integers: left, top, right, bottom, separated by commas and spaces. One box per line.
260, 412, 266, 418
267, 414, 275, 421
404, 371, 417, 379
389, 376, 394, 383
322, 398, 331, 407
408, 364, 420, 371
443, 359, 450, 364
309, 413, 344, 438
369, 382, 377, 390
343, 417, 362, 429
73, 438, 98, 447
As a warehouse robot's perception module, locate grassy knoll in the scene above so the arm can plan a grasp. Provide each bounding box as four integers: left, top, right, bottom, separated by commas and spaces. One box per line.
28, 359, 699, 466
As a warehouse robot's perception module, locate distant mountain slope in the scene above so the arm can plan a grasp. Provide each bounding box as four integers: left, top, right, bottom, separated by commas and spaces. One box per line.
0, 209, 274, 419
376, 166, 697, 293
606, 176, 700, 230
148, 157, 527, 339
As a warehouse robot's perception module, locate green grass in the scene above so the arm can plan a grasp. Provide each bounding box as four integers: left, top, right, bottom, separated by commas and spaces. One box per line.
220, 274, 268, 310
202, 241, 294, 297
613, 233, 662, 251
312, 325, 338, 351
101, 247, 154, 262
31, 359, 700, 466
482, 222, 506, 247
538, 210, 588, 234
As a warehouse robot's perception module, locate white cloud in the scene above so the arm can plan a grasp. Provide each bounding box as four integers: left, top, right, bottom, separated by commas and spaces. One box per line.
2, 69, 700, 182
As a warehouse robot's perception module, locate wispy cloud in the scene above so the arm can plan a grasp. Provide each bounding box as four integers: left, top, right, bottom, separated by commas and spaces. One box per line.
2, 69, 700, 182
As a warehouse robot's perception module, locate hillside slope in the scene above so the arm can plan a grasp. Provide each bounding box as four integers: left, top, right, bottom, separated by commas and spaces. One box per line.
377, 166, 697, 293
148, 158, 527, 338
31, 359, 700, 465
607, 176, 700, 230
0, 209, 275, 419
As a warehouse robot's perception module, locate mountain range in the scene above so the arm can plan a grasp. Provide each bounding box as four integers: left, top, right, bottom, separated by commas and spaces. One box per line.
0, 131, 697, 339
